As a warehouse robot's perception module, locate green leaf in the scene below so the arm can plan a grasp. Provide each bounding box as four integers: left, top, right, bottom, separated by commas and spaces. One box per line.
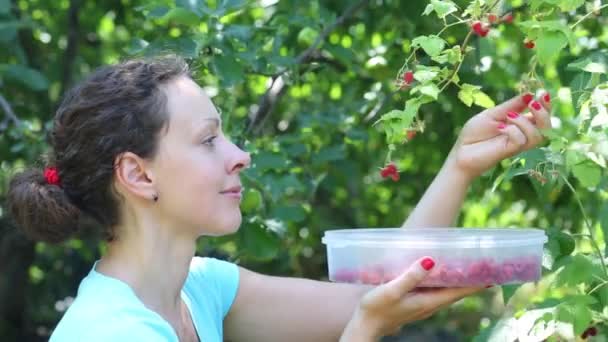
572, 161, 602, 188
423, 0, 458, 19
142, 37, 199, 58
270, 204, 307, 223
556, 255, 594, 286
252, 152, 286, 171
457, 84, 494, 108
412, 35, 446, 57
412, 83, 440, 100
501, 284, 521, 305
0, 0, 10, 14
543, 238, 561, 270
213, 0, 247, 17
160, 7, 201, 25
297, 27, 319, 46
176, 0, 209, 17
458, 84, 477, 107
543, 0, 586, 12
536, 31, 568, 65
567, 50, 608, 74
312, 145, 346, 165
473, 90, 495, 108
212, 54, 244, 86
463, 0, 483, 18
555, 231, 575, 256
241, 222, 280, 261
518, 20, 575, 48
557, 302, 592, 335
241, 188, 263, 213
413, 69, 439, 83
0, 64, 49, 91
601, 202, 608, 254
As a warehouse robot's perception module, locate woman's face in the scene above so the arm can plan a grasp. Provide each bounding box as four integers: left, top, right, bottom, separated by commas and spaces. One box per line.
151, 76, 251, 237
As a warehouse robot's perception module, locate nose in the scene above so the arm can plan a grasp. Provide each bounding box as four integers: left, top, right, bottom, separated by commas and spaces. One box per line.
228, 142, 251, 173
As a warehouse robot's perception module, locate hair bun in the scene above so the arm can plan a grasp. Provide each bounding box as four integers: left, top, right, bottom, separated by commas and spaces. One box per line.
7, 169, 80, 243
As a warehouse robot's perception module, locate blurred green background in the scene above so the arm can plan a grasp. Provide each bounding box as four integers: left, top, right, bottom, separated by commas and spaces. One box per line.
1, 0, 607, 341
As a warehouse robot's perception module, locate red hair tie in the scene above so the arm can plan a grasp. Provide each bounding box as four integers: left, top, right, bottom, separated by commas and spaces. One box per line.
44, 167, 61, 186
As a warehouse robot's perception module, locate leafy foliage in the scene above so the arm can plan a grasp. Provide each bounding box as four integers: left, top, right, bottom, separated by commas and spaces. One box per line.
1, 0, 608, 340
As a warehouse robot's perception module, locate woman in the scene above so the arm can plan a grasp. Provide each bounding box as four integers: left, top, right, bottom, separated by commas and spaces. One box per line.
7, 55, 552, 341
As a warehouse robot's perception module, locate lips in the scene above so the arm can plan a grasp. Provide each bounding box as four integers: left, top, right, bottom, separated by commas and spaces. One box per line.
220, 185, 242, 194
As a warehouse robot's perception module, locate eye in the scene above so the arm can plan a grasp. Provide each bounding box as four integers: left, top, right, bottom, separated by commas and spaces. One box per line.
202, 136, 217, 146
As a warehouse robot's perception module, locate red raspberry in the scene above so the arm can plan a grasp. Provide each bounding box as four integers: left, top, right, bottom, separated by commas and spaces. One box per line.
403, 71, 414, 84
380, 163, 399, 182
472, 21, 483, 35
524, 39, 535, 49
360, 267, 383, 285
502, 13, 513, 24
488, 13, 498, 24
406, 130, 417, 141
502, 264, 515, 279
581, 326, 598, 339
334, 269, 357, 282
472, 21, 490, 37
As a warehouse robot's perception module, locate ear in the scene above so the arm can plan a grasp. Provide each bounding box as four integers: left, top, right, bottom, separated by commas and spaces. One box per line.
113, 152, 157, 202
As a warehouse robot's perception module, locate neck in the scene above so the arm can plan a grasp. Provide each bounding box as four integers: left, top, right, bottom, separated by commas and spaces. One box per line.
96, 215, 196, 317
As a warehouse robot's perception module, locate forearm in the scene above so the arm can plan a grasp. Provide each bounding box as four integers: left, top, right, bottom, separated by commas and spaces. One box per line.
225, 268, 374, 342
402, 153, 473, 228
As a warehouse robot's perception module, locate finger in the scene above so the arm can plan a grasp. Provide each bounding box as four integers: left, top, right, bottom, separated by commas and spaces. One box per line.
505, 111, 544, 149
462, 123, 527, 160
529, 96, 552, 131
523, 112, 536, 125
482, 93, 532, 120
387, 257, 435, 298
407, 286, 485, 310
499, 123, 528, 154
540, 91, 552, 112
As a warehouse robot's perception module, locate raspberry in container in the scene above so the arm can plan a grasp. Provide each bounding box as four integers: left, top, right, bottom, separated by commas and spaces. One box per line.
322, 228, 548, 287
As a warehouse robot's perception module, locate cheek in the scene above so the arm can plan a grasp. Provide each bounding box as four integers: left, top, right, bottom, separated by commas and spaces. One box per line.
158, 149, 220, 195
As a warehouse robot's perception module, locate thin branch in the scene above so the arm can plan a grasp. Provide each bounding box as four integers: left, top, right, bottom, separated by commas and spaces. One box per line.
570, 3, 608, 29
0, 93, 21, 128
561, 174, 608, 277
245, 0, 370, 136
60, 0, 82, 95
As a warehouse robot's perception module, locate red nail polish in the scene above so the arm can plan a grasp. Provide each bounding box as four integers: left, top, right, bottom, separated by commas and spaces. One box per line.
420, 258, 435, 271
522, 93, 534, 105
498, 123, 507, 129
531, 101, 542, 111
507, 111, 519, 119
485, 285, 494, 288
543, 93, 551, 103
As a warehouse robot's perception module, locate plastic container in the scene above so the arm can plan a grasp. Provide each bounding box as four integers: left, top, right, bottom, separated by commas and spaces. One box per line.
322, 228, 548, 287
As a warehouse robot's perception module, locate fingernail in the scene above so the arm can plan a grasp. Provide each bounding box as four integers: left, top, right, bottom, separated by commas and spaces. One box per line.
420, 258, 435, 271
531, 101, 542, 111
507, 111, 519, 119
543, 93, 551, 103
522, 93, 534, 105
497, 123, 507, 130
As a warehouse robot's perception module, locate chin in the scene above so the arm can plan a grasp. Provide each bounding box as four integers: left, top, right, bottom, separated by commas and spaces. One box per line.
200, 215, 242, 237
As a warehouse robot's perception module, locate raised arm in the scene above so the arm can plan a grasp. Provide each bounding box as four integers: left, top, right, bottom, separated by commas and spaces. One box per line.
224, 95, 552, 341
403, 94, 551, 228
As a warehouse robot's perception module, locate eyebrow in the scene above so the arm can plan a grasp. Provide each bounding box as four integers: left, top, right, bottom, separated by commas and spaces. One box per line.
195, 117, 221, 138
204, 117, 221, 128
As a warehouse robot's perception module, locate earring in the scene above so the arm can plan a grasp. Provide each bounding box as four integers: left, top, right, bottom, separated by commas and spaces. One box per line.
153, 194, 158, 202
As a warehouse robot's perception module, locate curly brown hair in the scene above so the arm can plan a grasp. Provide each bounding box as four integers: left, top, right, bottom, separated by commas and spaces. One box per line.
7, 55, 191, 243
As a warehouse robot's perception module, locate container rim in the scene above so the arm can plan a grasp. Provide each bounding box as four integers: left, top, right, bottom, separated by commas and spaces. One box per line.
321, 228, 548, 248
